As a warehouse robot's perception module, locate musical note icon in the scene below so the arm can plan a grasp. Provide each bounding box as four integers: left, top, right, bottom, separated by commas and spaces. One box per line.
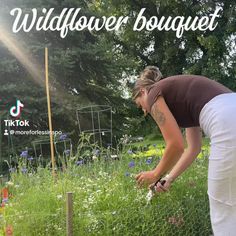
10, 100, 24, 117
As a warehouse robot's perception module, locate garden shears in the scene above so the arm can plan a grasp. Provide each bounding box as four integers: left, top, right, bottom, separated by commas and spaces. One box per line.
146, 177, 166, 203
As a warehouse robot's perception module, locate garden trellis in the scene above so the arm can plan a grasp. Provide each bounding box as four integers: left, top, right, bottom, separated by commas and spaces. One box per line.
76, 105, 112, 148
32, 135, 72, 159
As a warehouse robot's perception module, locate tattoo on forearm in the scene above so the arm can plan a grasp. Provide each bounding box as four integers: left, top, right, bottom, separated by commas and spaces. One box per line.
151, 105, 166, 126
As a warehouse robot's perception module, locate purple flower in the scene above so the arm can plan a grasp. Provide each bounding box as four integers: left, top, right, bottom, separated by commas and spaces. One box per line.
59, 134, 67, 141
93, 149, 100, 156
125, 172, 130, 177
146, 159, 152, 165
64, 149, 70, 156
21, 167, 27, 173
76, 160, 84, 166
9, 168, 16, 173
20, 150, 28, 158
127, 149, 133, 155
28, 156, 34, 161
2, 198, 8, 203
128, 161, 135, 168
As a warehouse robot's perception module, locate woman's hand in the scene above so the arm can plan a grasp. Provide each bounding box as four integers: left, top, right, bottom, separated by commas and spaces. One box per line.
135, 170, 158, 187
151, 176, 172, 193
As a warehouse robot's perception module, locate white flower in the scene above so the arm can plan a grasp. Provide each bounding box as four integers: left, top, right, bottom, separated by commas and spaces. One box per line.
57, 194, 63, 199
146, 190, 154, 202
111, 155, 118, 159
6, 181, 14, 186
128, 173, 135, 178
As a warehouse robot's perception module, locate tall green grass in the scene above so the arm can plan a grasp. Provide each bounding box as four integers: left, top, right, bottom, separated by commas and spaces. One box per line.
1, 142, 212, 235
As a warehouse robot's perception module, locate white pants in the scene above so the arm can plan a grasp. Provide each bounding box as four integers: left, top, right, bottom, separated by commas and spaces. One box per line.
199, 93, 236, 236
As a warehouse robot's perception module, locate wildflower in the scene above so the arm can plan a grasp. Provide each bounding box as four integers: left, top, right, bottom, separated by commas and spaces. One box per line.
2, 198, 8, 203
20, 150, 28, 158
76, 160, 84, 166
28, 156, 34, 161
21, 167, 27, 174
128, 161, 135, 168
93, 149, 100, 156
2, 188, 9, 200
144, 149, 159, 157
146, 159, 152, 165
64, 149, 70, 156
111, 154, 118, 159
57, 194, 63, 199
136, 136, 144, 141
59, 134, 67, 141
9, 168, 16, 173
146, 189, 154, 202
127, 149, 133, 154
125, 172, 130, 177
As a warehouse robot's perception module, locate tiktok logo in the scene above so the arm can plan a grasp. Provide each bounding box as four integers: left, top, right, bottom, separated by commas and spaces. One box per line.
10, 99, 24, 117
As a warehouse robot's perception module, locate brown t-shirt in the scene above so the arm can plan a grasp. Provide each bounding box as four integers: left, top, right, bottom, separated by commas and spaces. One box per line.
147, 75, 232, 128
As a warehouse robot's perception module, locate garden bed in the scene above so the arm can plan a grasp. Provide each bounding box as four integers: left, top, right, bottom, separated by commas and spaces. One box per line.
1, 143, 211, 235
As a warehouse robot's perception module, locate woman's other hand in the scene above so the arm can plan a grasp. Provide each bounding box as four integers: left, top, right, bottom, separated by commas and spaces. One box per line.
135, 170, 158, 187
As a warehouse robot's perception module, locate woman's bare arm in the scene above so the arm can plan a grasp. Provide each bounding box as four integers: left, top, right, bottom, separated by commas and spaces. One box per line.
167, 127, 202, 182
150, 96, 185, 179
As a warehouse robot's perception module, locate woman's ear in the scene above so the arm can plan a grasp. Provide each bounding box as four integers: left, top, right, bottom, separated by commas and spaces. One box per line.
140, 88, 145, 95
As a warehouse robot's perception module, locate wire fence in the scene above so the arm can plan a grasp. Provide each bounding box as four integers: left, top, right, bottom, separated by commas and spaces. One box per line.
0, 163, 212, 236
1, 193, 212, 236
0, 145, 212, 236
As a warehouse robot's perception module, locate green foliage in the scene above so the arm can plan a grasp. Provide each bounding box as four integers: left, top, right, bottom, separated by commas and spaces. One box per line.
2, 142, 212, 235
95, 0, 236, 87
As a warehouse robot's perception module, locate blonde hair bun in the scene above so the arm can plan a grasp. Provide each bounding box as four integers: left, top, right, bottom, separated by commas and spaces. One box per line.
140, 66, 163, 82
132, 65, 162, 100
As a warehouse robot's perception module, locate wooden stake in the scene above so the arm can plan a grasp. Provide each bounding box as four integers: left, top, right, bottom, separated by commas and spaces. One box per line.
45, 47, 56, 179
66, 192, 73, 236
